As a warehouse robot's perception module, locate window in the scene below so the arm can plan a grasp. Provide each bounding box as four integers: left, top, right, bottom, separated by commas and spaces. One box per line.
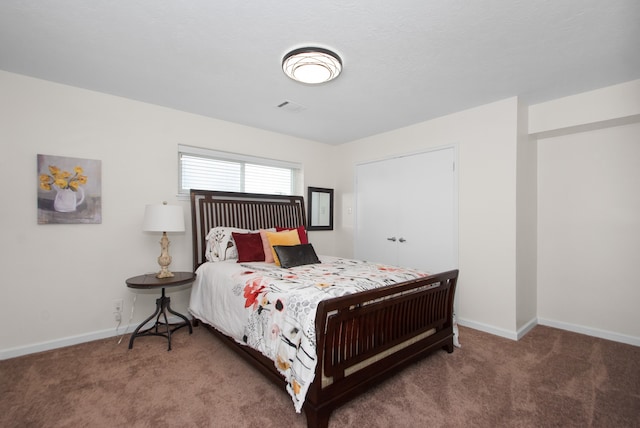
178, 145, 300, 196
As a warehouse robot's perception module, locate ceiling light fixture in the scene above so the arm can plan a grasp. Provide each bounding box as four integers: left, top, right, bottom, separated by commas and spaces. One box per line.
282, 47, 342, 84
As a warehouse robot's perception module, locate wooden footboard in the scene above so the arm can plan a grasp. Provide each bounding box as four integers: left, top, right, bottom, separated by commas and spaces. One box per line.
304, 269, 458, 428
195, 269, 457, 428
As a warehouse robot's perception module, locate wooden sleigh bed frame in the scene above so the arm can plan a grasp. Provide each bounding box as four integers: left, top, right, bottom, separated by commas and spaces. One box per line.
190, 189, 458, 428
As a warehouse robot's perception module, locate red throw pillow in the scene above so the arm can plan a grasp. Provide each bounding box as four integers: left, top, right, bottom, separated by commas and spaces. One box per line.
232, 232, 265, 262
275, 225, 309, 244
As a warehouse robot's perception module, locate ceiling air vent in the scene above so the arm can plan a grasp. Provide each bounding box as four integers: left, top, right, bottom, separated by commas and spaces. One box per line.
276, 100, 306, 113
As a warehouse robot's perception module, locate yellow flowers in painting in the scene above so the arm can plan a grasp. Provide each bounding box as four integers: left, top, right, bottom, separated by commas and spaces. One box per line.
39, 165, 88, 192
37, 154, 101, 224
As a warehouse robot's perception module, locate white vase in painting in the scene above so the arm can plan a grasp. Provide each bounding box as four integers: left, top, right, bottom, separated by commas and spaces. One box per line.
53, 187, 85, 212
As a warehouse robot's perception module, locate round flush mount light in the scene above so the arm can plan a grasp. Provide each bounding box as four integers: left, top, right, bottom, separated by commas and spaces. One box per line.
282, 47, 342, 84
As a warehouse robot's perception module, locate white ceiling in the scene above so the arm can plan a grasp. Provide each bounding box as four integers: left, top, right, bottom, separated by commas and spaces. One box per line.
1, 1, 639, 145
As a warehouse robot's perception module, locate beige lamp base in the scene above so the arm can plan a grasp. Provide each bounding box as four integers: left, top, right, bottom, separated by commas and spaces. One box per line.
156, 231, 174, 278
156, 267, 175, 279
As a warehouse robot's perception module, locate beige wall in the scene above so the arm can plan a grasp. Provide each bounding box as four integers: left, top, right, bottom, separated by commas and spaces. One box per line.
529, 80, 640, 135
0, 71, 336, 357
2, 70, 638, 358
332, 80, 640, 344
516, 99, 538, 333
537, 123, 640, 342
532, 79, 640, 344
333, 98, 522, 338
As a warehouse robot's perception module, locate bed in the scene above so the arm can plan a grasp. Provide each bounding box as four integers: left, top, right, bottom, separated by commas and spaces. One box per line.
189, 189, 458, 428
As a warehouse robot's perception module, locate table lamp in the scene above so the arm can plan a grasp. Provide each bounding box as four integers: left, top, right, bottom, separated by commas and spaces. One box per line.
143, 202, 185, 278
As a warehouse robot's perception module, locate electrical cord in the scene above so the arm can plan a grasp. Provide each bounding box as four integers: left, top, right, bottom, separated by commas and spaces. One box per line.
117, 294, 136, 345
114, 317, 122, 336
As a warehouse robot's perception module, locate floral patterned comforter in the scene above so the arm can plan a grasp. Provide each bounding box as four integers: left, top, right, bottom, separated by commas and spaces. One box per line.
189, 256, 429, 412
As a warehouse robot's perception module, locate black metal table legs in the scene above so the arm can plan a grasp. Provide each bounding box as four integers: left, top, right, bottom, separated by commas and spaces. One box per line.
128, 287, 193, 351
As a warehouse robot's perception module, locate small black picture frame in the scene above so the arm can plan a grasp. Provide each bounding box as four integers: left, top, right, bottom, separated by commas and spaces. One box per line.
307, 187, 334, 231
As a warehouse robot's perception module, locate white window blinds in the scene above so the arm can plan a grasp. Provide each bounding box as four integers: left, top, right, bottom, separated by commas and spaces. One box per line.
178, 145, 300, 196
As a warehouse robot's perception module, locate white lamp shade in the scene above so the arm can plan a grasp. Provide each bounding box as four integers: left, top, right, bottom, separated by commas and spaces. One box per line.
142, 204, 185, 232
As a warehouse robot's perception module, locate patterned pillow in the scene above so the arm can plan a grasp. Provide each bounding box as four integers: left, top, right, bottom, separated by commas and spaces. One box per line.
205, 227, 249, 261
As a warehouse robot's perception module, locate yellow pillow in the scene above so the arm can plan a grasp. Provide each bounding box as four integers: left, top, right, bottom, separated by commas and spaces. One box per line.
265, 229, 301, 266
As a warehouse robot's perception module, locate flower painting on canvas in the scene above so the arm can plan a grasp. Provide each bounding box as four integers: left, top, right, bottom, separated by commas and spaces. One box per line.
37, 154, 102, 224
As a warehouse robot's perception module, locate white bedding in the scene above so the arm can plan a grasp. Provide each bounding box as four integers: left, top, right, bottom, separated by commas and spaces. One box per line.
188, 256, 430, 412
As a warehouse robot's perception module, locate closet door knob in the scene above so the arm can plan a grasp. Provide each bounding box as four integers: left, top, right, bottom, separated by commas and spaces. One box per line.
386, 237, 397, 242
398, 237, 406, 243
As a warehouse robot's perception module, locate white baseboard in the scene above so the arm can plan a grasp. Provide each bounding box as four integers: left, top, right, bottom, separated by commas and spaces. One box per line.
516, 317, 538, 340
0, 315, 188, 360
538, 317, 640, 347
457, 316, 640, 347
456, 317, 520, 341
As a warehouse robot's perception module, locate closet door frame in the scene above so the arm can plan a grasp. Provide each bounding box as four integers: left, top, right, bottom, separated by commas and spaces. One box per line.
353, 144, 459, 272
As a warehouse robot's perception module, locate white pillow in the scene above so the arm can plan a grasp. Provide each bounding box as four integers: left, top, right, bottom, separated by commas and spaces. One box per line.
205, 227, 249, 261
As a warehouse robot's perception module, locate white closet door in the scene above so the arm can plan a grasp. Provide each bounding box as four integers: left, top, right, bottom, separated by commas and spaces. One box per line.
354, 155, 398, 265
395, 148, 456, 272
355, 147, 457, 272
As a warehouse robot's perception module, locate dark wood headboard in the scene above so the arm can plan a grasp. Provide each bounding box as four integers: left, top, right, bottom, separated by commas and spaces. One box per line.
190, 189, 306, 271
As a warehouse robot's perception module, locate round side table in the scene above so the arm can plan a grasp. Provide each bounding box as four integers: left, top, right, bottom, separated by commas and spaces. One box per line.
126, 271, 195, 351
